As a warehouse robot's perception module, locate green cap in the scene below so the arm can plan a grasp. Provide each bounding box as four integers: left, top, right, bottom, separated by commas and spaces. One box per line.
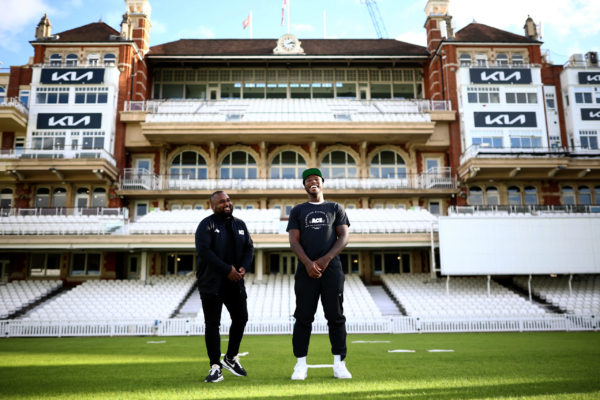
302, 168, 324, 183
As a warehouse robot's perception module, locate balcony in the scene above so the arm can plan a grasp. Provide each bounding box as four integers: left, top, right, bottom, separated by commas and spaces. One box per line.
0, 97, 28, 132
119, 168, 456, 193
450, 204, 600, 216
0, 144, 116, 166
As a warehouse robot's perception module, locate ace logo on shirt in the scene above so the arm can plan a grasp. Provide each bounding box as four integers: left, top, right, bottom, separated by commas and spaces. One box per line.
304, 211, 329, 230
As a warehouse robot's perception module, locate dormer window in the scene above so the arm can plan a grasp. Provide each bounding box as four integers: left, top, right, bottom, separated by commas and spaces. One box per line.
459, 54, 472, 66
496, 53, 508, 66
49, 54, 62, 66
87, 54, 99, 66
65, 53, 78, 67
103, 53, 116, 66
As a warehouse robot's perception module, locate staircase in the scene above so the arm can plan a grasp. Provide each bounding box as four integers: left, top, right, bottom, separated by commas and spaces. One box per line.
367, 285, 404, 316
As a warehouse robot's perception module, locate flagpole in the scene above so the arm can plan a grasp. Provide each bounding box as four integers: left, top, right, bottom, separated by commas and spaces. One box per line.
250, 10, 253, 39
287, 0, 290, 34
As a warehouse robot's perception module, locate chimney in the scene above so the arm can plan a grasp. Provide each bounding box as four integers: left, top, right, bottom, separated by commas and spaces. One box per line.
120, 13, 131, 39
35, 14, 52, 40
523, 15, 538, 40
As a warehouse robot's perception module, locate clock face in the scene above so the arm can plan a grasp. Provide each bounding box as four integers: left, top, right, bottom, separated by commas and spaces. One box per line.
274, 34, 302, 54
283, 38, 296, 50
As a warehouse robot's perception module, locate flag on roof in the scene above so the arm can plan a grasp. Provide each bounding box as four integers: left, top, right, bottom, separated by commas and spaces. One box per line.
281, 0, 287, 26
243, 14, 250, 29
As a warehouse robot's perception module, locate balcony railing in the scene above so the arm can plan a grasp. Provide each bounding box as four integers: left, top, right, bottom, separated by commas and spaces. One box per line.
123, 98, 452, 123
0, 207, 128, 218
1, 145, 116, 166
120, 168, 456, 191
460, 144, 600, 163
450, 204, 600, 216
0, 97, 29, 116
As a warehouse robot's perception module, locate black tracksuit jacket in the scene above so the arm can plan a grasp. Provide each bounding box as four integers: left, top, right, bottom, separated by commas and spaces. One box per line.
195, 213, 254, 295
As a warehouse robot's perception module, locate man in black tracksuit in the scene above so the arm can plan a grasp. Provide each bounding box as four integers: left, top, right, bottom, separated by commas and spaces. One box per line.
287, 168, 352, 380
195, 191, 254, 383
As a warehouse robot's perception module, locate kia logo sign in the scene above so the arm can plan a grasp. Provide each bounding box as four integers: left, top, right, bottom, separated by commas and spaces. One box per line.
578, 72, 600, 85
37, 113, 102, 129
474, 112, 537, 128
581, 108, 600, 121
470, 68, 532, 84
40, 68, 105, 84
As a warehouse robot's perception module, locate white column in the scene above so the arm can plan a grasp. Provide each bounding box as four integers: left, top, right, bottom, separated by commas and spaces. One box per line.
255, 249, 264, 282
140, 251, 148, 283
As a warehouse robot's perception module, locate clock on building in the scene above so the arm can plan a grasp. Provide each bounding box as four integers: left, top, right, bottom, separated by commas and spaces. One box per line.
274, 34, 304, 55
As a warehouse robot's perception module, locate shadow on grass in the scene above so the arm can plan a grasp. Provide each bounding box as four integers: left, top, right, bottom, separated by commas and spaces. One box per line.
1, 361, 599, 399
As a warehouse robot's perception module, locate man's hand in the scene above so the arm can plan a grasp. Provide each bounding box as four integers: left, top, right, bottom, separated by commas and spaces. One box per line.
315, 255, 332, 272
238, 267, 246, 278
227, 265, 243, 282
305, 261, 323, 279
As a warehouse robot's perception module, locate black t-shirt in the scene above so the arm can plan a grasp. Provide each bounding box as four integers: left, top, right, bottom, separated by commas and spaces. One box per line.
286, 201, 350, 261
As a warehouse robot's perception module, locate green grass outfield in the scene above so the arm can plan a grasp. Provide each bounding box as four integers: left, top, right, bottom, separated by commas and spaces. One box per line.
1, 332, 599, 400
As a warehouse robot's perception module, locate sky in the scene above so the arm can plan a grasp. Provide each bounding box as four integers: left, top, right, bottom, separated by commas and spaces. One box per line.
0, 0, 599, 69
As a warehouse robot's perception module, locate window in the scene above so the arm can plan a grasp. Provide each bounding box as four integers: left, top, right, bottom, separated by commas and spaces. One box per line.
371, 84, 392, 99
580, 131, 599, 150
75, 187, 89, 208
562, 186, 576, 205
49, 54, 62, 66
170, 151, 208, 179
467, 87, 500, 104
428, 201, 441, 215
475, 54, 488, 66
472, 137, 503, 148
103, 53, 116, 66
574, 92, 593, 104
524, 186, 538, 205
91, 188, 106, 208
87, 54, 99, 66
0, 188, 12, 209
0, 86, 5, 103
270, 151, 306, 179
369, 151, 406, 179
30, 253, 61, 277
595, 186, 600, 205
425, 158, 439, 173
508, 186, 522, 205
71, 253, 101, 276
19, 90, 30, 107
82, 133, 105, 150
512, 54, 524, 66
14, 137, 24, 155
510, 136, 542, 148
321, 151, 357, 179
220, 151, 257, 179
35, 188, 50, 208
32, 133, 65, 150
220, 83, 241, 99
339, 253, 360, 274
469, 186, 483, 205
65, 53, 78, 67
579, 186, 592, 205
496, 53, 508, 66
312, 82, 334, 99
52, 188, 67, 208
36, 87, 69, 104
486, 187, 499, 205
166, 253, 195, 276
459, 54, 472, 66
75, 87, 109, 104
506, 92, 538, 104
373, 252, 411, 274
135, 201, 149, 219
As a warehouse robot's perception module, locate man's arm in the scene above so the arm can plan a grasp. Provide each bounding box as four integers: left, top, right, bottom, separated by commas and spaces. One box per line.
288, 228, 322, 278
315, 224, 349, 271
195, 220, 239, 279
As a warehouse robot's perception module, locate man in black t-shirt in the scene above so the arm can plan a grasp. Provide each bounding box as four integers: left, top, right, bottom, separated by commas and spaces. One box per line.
287, 168, 352, 380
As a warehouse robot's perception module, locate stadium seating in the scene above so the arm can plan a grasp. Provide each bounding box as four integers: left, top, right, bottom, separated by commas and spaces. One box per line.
0, 280, 62, 319
513, 275, 600, 316
345, 208, 437, 234
0, 213, 126, 235
382, 273, 547, 318
24, 276, 195, 321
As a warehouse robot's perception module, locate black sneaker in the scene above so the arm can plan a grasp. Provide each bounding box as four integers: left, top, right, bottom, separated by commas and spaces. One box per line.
223, 355, 247, 376
204, 364, 223, 383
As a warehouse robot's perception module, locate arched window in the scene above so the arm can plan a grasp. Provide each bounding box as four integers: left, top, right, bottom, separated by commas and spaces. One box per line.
91, 188, 106, 208
270, 151, 306, 179
75, 187, 89, 208
321, 150, 357, 179
170, 151, 207, 179
468, 186, 483, 205
65, 53, 78, 67
103, 53, 116, 66
369, 151, 406, 179
508, 186, 522, 205
49, 53, 62, 66
459, 54, 472, 66
524, 186, 538, 205
35, 188, 50, 208
0, 188, 13, 209
578, 186, 591, 205
486, 187, 499, 205
52, 188, 67, 208
220, 151, 257, 179
496, 53, 509, 66
562, 186, 575, 205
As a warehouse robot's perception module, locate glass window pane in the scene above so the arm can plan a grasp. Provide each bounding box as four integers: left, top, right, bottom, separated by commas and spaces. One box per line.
162, 84, 184, 99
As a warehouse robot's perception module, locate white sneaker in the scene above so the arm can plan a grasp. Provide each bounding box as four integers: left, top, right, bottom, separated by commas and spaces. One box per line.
333, 361, 352, 379
291, 363, 308, 380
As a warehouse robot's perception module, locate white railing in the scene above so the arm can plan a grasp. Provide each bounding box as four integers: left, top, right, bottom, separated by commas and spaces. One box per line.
450, 205, 600, 216
1, 315, 595, 337
121, 169, 456, 191
0, 97, 29, 116
18, 145, 117, 167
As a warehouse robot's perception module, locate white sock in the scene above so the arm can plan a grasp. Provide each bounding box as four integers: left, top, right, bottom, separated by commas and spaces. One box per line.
296, 357, 307, 366
334, 355, 342, 364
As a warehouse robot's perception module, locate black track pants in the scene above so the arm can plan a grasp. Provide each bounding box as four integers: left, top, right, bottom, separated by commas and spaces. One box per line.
200, 284, 248, 367
292, 264, 347, 359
